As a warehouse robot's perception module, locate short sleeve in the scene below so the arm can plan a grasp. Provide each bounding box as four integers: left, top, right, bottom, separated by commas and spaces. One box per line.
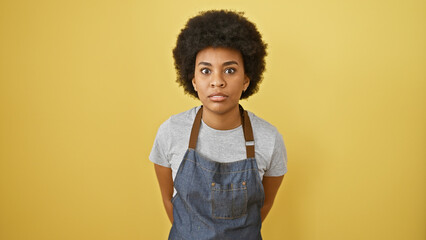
264, 131, 288, 176
149, 119, 172, 168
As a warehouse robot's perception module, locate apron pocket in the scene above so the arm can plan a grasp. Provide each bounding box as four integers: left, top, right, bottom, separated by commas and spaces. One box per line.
211, 181, 248, 219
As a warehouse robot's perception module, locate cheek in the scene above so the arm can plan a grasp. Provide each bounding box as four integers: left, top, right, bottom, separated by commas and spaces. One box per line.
229, 78, 246, 90
194, 82, 209, 97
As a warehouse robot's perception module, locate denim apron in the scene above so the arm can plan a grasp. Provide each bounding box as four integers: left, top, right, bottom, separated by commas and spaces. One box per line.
169, 105, 265, 240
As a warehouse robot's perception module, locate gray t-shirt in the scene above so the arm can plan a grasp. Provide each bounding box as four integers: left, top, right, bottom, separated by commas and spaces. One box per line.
149, 106, 288, 184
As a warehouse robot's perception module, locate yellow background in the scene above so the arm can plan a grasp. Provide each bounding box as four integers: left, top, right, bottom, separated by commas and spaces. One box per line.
0, 0, 425, 239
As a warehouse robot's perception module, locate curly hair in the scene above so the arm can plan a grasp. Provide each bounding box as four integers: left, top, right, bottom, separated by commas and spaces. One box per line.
172, 10, 268, 99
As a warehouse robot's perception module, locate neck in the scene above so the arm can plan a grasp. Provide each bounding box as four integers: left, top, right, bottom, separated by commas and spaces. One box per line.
201, 105, 242, 130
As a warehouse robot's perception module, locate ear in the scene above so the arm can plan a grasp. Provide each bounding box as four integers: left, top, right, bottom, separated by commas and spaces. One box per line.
243, 75, 250, 91
192, 78, 197, 92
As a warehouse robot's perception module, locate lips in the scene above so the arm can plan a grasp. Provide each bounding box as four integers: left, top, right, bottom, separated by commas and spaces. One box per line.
208, 92, 228, 102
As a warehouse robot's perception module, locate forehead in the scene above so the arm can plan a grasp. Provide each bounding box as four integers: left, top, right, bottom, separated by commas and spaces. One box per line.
195, 47, 243, 63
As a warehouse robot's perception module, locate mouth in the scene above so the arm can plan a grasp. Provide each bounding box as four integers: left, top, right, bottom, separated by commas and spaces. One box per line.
208, 93, 228, 102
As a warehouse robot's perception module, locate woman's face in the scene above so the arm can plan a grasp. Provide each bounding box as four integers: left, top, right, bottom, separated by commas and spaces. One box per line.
192, 47, 250, 116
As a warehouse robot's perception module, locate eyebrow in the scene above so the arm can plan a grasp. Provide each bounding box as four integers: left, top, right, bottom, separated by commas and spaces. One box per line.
198, 61, 239, 67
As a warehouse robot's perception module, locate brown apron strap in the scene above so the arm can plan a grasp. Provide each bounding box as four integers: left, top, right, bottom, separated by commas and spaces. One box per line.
241, 106, 255, 159
188, 106, 203, 150
188, 105, 255, 159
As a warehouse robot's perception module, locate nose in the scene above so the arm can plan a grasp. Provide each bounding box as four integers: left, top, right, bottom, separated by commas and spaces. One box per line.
210, 73, 226, 88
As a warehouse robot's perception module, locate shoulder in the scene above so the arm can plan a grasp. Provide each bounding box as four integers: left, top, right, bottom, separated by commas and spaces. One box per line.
245, 109, 287, 177
247, 110, 281, 139
156, 105, 201, 138
168, 105, 201, 126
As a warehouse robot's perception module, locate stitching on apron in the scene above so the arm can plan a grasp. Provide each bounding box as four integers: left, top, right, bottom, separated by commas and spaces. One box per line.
183, 158, 258, 174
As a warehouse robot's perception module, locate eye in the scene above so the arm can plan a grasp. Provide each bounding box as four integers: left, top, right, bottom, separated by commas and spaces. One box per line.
201, 68, 211, 74
224, 68, 236, 74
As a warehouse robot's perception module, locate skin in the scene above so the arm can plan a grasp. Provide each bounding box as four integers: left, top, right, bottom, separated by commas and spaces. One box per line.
154, 46, 284, 224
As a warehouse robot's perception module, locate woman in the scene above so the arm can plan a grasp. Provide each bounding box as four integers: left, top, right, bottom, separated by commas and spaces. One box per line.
149, 10, 287, 240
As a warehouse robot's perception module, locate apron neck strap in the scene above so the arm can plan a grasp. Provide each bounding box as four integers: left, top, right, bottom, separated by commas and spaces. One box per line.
188, 105, 255, 159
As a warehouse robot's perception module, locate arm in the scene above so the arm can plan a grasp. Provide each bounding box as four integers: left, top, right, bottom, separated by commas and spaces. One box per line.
261, 175, 285, 222
154, 163, 174, 224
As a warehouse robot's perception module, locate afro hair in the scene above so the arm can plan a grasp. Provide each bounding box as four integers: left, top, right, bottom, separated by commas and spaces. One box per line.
172, 10, 268, 99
